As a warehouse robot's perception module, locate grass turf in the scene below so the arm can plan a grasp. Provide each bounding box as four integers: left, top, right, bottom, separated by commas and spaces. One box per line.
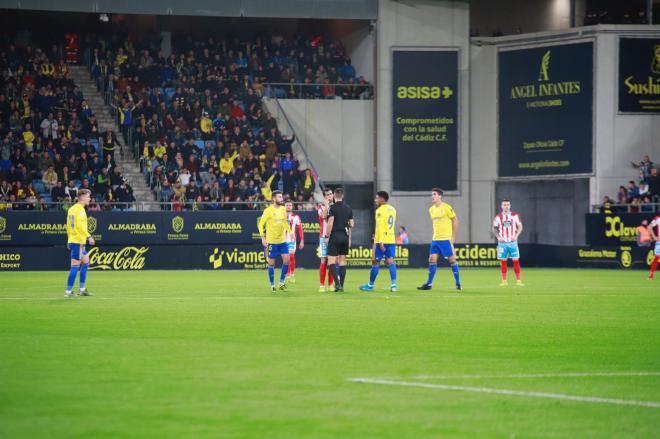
0, 268, 659, 438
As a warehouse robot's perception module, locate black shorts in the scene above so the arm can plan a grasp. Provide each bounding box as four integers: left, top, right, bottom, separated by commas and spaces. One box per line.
328, 232, 349, 256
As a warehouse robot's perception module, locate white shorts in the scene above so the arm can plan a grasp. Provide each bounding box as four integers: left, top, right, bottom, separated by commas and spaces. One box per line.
318, 237, 328, 258
287, 241, 296, 254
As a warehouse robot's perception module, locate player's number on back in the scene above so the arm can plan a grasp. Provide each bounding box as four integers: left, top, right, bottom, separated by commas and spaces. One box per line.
387, 215, 394, 229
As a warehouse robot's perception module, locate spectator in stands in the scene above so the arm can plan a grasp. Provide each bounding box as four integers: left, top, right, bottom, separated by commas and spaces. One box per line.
396, 226, 409, 245
626, 180, 640, 202
42, 165, 58, 192
637, 219, 652, 247
51, 180, 65, 203
101, 127, 119, 165
641, 195, 654, 212
600, 196, 613, 214
647, 168, 660, 200
616, 186, 628, 205
64, 180, 78, 201
40, 113, 58, 140
632, 155, 654, 179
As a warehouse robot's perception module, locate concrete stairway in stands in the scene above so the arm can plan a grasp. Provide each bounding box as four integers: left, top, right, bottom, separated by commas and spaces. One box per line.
68, 65, 157, 210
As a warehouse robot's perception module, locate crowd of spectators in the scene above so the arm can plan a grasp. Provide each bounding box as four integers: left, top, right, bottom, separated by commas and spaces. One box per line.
89, 31, 364, 210
0, 41, 134, 211
599, 155, 660, 214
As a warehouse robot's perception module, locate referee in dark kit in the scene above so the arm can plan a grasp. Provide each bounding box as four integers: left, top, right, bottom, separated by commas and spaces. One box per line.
324, 187, 354, 292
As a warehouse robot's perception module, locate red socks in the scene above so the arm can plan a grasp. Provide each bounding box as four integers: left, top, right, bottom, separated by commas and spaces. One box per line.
289, 254, 295, 275
513, 260, 521, 281
500, 260, 508, 280
320, 261, 334, 285
651, 256, 659, 279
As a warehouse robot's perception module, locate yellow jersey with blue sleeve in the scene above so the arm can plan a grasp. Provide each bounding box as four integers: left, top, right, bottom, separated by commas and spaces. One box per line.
374, 204, 397, 244
258, 205, 293, 245
429, 202, 456, 241
66, 203, 90, 244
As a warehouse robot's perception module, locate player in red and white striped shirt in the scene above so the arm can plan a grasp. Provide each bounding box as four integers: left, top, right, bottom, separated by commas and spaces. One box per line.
492, 199, 524, 286
285, 201, 305, 283
318, 188, 335, 292
647, 215, 660, 280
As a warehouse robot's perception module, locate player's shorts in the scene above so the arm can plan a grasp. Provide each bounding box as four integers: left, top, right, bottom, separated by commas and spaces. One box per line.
318, 237, 328, 258
287, 241, 296, 254
429, 240, 454, 257
267, 242, 289, 259
68, 243, 87, 261
374, 243, 396, 261
497, 241, 520, 260
655, 241, 660, 256
328, 232, 349, 256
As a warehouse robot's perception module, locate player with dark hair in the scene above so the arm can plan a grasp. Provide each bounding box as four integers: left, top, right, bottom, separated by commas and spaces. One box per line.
258, 191, 293, 291
65, 188, 94, 297
360, 191, 397, 292
418, 188, 462, 291
317, 188, 335, 292
493, 198, 524, 286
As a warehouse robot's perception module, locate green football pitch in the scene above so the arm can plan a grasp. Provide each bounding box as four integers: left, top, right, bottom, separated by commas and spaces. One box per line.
1, 268, 659, 438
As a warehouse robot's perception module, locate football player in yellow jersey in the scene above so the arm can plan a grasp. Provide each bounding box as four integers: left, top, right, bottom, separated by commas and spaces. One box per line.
418, 188, 462, 291
360, 191, 398, 292
65, 189, 95, 298
258, 191, 294, 291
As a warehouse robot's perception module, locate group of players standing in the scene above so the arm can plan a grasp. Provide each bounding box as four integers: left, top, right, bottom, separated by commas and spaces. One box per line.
259, 186, 526, 293
63, 183, 660, 296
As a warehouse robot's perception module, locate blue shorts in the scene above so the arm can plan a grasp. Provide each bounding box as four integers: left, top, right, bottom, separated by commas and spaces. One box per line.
497, 241, 520, 260
655, 242, 660, 256
374, 244, 396, 260
68, 243, 87, 261
267, 242, 290, 259
430, 240, 454, 258
318, 237, 328, 258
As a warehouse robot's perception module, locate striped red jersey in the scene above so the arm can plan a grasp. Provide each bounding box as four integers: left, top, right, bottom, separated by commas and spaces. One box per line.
651, 215, 660, 237
493, 212, 522, 243
286, 212, 302, 243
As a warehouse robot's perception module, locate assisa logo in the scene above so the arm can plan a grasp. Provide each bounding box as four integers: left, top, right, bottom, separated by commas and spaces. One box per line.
172, 215, 184, 233
87, 216, 97, 234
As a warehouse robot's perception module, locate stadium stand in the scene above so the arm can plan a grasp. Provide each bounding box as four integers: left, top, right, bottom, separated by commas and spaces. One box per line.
598, 155, 659, 213
84, 31, 371, 211
0, 40, 137, 211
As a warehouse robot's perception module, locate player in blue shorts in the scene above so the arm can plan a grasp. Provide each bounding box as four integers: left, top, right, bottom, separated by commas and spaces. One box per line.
417, 188, 462, 291
258, 191, 294, 291
360, 191, 398, 292
65, 189, 94, 298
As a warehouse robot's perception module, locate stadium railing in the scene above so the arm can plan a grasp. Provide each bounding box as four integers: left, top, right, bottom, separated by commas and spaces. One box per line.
1, 201, 316, 212
591, 202, 660, 213
263, 82, 374, 100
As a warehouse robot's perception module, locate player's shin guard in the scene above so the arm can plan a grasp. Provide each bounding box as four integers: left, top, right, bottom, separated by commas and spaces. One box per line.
388, 263, 397, 284
280, 264, 289, 284
339, 266, 346, 287
426, 263, 437, 286
450, 262, 461, 286
268, 265, 275, 286
650, 256, 659, 279
512, 259, 521, 281
288, 254, 296, 275
500, 260, 508, 280
66, 265, 80, 291
79, 263, 89, 289
369, 265, 379, 286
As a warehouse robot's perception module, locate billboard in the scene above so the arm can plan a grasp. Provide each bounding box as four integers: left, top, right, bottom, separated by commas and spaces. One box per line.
392, 48, 459, 191
585, 213, 656, 245
0, 211, 321, 246
498, 42, 593, 177
619, 38, 660, 113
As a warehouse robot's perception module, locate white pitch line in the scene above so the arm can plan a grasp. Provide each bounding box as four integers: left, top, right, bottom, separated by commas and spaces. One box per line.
407, 371, 660, 380
349, 378, 660, 409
